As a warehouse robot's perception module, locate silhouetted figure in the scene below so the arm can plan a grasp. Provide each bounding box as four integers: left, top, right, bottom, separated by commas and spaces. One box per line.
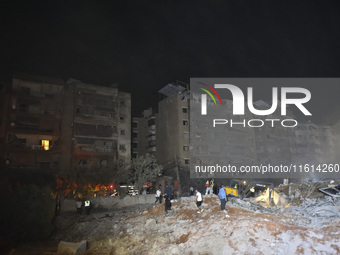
76, 200, 82, 215
85, 199, 91, 215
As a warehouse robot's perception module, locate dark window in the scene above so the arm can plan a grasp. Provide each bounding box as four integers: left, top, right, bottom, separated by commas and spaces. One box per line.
183, 120, 188, 126
184, 159, 190, 165
148, 118, 155, 126
120, 116, 125, 121
182, 108, 188, 113
79, 159, 87, 166
120, 130, 125, 135
183, 146, 189, 151
39, 162, 50, 169
132, 122, 138, 128
20, 87, 30, 95
45, 94, 55, 98
18, 138, 27, 144
19, 104, 27, 112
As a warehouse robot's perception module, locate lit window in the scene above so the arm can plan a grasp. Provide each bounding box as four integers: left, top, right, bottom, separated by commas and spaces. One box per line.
41, 140, 50, 150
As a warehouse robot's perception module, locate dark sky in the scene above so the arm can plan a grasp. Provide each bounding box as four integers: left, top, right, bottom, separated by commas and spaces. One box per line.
1, 1, 340, 118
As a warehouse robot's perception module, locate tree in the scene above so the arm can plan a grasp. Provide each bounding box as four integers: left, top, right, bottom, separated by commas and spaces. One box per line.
130, 154, 163, 192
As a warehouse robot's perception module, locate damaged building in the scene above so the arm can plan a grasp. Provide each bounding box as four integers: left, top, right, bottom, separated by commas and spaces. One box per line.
132, 108, 158, 159
132, 83, 190, 187
133, 82, 340, 181
1, 74, 130, 177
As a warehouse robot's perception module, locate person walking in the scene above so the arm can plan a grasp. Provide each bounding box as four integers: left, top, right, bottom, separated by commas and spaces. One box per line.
195, 190, 203, 213
155, 188, 162, 204
165, 184, 172, 199
218, 185, 227, 212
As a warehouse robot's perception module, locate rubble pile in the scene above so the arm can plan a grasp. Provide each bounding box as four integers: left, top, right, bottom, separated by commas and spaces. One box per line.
232, 181, 340, 228
80, 193, 340, 255
10, 182, 340, 254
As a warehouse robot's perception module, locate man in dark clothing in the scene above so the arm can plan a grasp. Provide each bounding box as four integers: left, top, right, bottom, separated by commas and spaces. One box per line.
164, 194, 171, 215
165, 184, 172, 199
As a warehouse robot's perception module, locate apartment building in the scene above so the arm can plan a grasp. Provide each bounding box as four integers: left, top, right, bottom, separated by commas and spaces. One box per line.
5, 74, 64, 171
156, 83, 190, 167
132, 108, 157, 158
2, 74, 131, 176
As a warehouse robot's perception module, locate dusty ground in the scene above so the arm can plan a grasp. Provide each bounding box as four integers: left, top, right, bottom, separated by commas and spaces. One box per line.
9, 194, 340, 255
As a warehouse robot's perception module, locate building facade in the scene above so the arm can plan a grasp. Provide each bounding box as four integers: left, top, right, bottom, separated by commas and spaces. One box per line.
132, 108, 158, 158
156, 83, 190, 167
2, 74, 131, 177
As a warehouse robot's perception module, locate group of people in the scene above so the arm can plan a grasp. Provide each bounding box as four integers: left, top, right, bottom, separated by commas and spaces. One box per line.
76, 199, 91, 215
155, 184, 173, 214
195, 183, 229, 214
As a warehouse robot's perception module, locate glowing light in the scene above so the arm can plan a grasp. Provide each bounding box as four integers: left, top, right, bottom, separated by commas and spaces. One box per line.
41, 140, 50, 150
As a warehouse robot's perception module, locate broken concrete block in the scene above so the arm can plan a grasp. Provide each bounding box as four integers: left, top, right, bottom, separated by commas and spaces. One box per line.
145, 218, 157, 230
272, 190, 280, 206
57, 240, 87, 254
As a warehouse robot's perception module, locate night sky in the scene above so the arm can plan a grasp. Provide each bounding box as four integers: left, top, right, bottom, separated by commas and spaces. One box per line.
1, 1, 340, 119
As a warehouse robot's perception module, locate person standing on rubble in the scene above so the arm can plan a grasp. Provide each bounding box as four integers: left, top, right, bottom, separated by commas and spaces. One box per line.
155, 188, 162, 204
165, 194, 171, 215
210, 179, 214, 194
218, 185, 227, 212
195, 189, 203, 213
76, 199, 82, 215
85, 199, 91, 215
205, 180, 210, 195
165, 184, 172, 199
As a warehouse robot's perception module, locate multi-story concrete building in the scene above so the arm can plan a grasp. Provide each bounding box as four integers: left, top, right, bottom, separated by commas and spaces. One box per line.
156, 83, 190, 167
291, 122, 336, 165
5, 74, 64, 171
132, 108, 157, 158
0, 79, 12, 169
252, 100, 296, 165
3, 74, 131, 177
190, 94, 258, 178
135, 81, 340, 181
131, 117, 138, 158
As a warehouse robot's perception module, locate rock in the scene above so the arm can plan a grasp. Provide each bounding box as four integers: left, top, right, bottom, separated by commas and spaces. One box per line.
145, 218, 157, 230
171, 247, 180, 254
164, 217, 176, 225
57, 240, 87, 254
